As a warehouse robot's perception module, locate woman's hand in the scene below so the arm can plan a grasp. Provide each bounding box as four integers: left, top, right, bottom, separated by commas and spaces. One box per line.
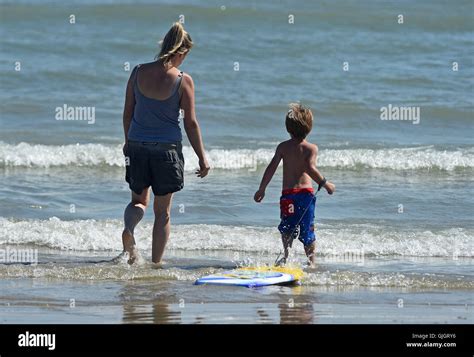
195, 158, 210, 178
122, 142, 128, 156
254, 189, 265, 202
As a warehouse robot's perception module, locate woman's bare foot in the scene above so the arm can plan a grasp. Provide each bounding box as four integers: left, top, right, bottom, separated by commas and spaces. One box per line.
151, 261, 163, 269
122, 229, 138, 265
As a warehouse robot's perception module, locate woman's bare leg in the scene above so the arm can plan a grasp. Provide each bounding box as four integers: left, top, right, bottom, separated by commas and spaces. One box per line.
122, 188, 150, 264
152, 193, 173, 264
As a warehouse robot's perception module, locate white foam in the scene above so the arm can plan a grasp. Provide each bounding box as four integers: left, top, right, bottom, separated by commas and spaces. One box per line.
0, 142, 124, 168
321, 146, 474, 171
0, 217, 472, 258
1, 262, 471, 288
0, 142, 472, 171
0, 262, 202, 282
302, 270, 474, 289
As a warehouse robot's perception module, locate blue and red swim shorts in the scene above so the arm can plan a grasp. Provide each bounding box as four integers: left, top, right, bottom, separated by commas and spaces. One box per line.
278, 187, 316, 246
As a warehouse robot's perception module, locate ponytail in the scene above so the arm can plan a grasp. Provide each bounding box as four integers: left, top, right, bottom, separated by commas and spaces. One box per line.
156, 22, 193, 66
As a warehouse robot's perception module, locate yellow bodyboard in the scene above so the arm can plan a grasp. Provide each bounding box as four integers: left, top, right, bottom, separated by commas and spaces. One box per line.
239, 265, 304, 281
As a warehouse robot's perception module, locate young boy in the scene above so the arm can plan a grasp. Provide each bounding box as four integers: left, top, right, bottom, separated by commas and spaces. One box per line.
254, 103, 335, 267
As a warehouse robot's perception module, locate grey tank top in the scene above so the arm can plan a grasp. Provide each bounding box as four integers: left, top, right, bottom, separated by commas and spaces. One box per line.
127, 64, 183, 143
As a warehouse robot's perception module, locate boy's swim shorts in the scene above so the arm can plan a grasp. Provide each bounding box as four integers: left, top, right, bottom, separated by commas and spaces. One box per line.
278, 187, 316, 246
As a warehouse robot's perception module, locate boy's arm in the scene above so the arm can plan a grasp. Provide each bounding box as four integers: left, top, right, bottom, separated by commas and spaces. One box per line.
254, 144, 283, 202
305, 145, 335, 194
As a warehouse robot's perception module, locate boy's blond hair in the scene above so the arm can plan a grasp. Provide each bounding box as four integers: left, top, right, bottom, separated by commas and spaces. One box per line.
285, 103, 313, 139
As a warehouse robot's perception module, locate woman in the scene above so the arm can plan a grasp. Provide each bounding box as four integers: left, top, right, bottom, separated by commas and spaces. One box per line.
121, 22, 210, 265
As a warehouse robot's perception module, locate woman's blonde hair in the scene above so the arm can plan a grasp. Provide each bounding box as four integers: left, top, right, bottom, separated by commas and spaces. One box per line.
156, 22, 193, 66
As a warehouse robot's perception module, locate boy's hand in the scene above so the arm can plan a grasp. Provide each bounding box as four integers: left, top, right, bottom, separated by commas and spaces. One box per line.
254, 189, 265, 202
324, 181, 336, 195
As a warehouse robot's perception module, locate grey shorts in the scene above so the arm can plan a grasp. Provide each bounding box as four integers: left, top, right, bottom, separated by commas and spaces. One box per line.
125, 140, 184, 196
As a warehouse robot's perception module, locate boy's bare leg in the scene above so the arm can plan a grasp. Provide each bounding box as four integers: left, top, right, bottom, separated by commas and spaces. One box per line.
304, 242, 316, 267
276, 234, 291, 266
152, 193, 173, 264
122, 188, 150, 264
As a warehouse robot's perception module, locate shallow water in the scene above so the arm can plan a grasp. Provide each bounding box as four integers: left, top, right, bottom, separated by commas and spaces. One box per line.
0, 250, 472, 324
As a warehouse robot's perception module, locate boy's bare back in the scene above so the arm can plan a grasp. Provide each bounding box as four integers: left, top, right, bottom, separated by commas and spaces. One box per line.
279, 138, 318, 190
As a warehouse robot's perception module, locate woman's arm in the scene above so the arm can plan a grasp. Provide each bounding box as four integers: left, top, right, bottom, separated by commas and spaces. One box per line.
180, 73, 210, 178
122, 67, 137, 154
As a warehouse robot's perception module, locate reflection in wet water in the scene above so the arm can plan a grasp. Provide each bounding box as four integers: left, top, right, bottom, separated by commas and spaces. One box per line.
120, 281, 319, 324
257, 308, 272, 323
279, 303, 314, 324
123, 302, 182, 324
121, 282, 182, 324
122, 301, 316, 324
